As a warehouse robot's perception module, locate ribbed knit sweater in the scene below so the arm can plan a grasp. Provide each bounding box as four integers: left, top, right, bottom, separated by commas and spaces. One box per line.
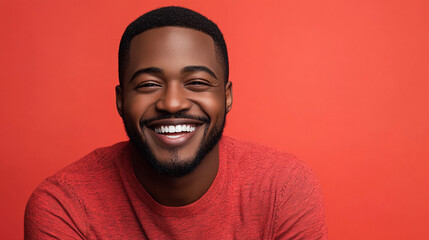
25, 136, 327, 239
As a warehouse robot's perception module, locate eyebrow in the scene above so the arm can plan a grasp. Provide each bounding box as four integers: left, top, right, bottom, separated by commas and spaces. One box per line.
129, 67, 162, 83
129, 65, 218, 83
182, 66, 218, 79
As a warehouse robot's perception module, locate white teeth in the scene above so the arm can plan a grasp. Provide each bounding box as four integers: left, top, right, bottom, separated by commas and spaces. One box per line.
154, 125, 197, 134
169, 126, 175, 132
165, 134, 184, 139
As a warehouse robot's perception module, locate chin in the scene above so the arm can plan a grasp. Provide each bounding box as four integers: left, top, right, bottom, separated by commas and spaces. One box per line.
125, 122, 224, 178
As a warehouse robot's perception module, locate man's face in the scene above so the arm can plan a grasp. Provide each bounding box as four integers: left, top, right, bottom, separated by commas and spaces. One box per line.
116, 27, 232, 177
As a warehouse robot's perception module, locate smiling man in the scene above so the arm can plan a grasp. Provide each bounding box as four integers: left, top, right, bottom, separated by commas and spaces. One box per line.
25, 6, 327, 239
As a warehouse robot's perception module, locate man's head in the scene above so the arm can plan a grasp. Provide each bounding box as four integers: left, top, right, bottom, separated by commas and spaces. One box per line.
116, 7, 232, 177
118, 6, 229, 86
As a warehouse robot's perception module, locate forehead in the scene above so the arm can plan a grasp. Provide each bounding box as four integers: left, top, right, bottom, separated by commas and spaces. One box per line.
125, 27, 223, 82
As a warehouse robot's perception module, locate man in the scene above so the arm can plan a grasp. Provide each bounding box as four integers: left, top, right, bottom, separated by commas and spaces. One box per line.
25, 6, 327, 239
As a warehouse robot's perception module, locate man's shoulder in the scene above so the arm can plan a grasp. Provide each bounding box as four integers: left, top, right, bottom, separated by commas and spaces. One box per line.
220, 136, 318, 186
221, 136, 305, 169
26, 141, 131, 216
25, 141, 131, 238
30, 141, 130, 194
53, 141, 129, 179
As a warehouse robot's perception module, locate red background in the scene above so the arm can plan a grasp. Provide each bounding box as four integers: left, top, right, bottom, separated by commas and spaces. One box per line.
1, 0, 428, 239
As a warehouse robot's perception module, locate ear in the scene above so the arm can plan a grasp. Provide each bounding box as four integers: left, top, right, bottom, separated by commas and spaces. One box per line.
225, 81, 233, 113
115, 85, 124, 117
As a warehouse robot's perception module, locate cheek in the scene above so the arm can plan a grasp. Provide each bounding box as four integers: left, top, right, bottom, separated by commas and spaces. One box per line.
197, 93, 226, 123
123, 94, 152, 124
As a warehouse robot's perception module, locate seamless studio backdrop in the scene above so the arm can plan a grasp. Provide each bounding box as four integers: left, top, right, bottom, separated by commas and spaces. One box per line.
0, 0, 428, 239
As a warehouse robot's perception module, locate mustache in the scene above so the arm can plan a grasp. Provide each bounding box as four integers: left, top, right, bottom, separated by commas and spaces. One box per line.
139, 111, 210, 127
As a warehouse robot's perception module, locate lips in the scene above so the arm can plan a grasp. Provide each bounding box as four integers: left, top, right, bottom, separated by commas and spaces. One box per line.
153, 124, 197, 135
145, 118, 205, 147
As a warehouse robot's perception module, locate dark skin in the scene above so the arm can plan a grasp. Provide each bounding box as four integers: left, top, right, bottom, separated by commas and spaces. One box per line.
116, 27, 232, 206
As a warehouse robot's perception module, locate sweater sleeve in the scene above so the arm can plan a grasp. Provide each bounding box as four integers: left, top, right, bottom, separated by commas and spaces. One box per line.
24, 177, 86, 240
274, 162, 328, 240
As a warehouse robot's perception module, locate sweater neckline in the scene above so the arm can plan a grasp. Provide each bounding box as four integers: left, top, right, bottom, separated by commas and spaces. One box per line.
122, 137, 229, 217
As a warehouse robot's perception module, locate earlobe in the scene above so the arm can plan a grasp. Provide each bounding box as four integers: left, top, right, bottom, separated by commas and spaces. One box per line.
115, 85, 124, 117
225, 81, 233, 113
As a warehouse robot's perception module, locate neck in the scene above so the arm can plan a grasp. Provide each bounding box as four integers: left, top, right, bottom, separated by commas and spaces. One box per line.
131, 144, 219, 207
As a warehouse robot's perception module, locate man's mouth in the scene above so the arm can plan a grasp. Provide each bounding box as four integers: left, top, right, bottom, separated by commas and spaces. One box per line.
153, 124, 197, 139
144, 118, 206, 146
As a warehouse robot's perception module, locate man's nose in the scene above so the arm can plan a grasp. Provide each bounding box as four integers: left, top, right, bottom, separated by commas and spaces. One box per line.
155, 83, 191, 113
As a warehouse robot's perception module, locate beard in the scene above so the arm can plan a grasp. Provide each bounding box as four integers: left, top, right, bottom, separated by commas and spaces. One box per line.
123, 111, 226, 178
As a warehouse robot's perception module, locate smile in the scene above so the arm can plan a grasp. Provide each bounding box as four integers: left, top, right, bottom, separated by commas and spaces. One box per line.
145, 118, 205, 145
154, 125, 196, 135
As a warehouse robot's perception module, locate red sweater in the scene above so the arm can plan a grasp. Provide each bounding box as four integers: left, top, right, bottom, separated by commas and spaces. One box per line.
25, 137, 327, 239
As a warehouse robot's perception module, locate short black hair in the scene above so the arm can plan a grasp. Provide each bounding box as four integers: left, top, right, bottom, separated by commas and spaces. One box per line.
118, 6, 229, 85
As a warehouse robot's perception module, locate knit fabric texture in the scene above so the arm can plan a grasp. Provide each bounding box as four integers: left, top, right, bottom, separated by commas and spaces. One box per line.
25, 136, 328, 239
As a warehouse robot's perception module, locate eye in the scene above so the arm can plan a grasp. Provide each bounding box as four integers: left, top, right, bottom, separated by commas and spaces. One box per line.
186, 79, 211, 87
189, 81, 206, 86
136, 82, 162, 88
134, 81, 162, 93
